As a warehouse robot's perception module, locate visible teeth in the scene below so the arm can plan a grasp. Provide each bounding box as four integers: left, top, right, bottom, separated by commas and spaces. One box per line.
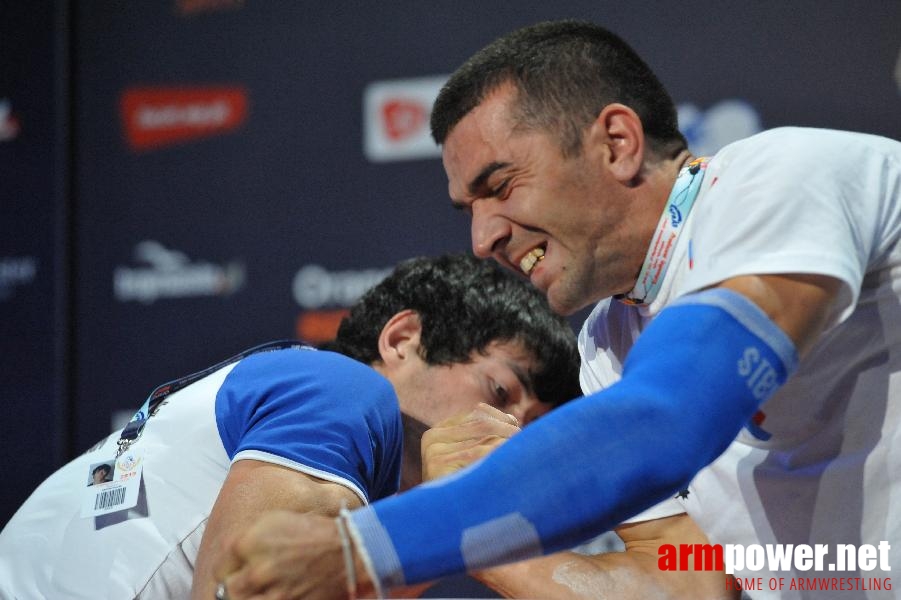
519, 247, 545, 275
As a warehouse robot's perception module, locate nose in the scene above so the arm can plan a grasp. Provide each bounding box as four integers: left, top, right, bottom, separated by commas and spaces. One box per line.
470, 199, 511, 259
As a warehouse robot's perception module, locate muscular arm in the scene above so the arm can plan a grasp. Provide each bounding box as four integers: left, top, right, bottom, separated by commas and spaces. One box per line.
472, 272, 841, 600
717, 273, 841, 357
423, 406, 737, 600
475, 515, 736, 600
191, 459, 362, 599
436, 275, 840, 598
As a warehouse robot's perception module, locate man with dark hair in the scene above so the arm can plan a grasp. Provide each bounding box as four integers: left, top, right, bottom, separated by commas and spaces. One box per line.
215, 20, 901, 600
0, 254, 581, 599
429, 19, 686, 161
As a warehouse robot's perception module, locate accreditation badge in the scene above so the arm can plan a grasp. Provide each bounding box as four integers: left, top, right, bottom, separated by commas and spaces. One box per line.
80, 449, 144, 518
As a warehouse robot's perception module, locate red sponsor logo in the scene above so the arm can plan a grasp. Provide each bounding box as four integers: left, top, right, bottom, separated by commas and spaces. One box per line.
120, 86, 248, 151
381, 99, 426, 141
175, 0, 244, 15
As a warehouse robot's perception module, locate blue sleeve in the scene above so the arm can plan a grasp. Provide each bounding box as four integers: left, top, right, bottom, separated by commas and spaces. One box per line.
215, 348, 403, 502
349, 289, 798, 586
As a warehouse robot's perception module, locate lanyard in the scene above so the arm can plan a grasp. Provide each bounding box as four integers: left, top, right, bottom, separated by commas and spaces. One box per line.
616, 157, 710, 306
115, 340, 311, 457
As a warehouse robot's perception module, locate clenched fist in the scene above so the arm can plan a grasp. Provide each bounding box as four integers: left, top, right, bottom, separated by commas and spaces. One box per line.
421, 403, 522, 482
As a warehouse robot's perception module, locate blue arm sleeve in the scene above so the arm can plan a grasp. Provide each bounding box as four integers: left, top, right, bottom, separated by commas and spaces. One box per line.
348, 288, 799, 587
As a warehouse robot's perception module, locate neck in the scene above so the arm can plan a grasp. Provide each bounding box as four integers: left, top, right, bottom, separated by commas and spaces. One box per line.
617, 151, 708, 306
399, 413, 429, 491
678, 149, 696, 170
632, 148, 694, 224
668, 148, 696, 181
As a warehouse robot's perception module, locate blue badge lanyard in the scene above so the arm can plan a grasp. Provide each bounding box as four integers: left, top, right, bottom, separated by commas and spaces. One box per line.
616, 157, 710, 306
115, 340, 310, 457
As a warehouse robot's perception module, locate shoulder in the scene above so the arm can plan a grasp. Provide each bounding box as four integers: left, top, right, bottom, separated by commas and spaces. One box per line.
215, 347, 402, 469
218, 347, 398, 430
712, 127, 896, 175
232, 347, 393, 396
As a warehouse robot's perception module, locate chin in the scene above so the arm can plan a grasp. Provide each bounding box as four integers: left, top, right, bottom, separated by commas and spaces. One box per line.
546, 293, 580, 317
546, 283, 598, 317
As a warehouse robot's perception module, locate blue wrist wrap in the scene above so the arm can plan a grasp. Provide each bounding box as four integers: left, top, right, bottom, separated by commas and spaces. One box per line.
349, 288, 799, 588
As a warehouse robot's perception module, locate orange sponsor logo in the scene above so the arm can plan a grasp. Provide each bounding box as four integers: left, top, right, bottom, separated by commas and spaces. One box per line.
295, 309, 350, 345
120, 86, 248, 151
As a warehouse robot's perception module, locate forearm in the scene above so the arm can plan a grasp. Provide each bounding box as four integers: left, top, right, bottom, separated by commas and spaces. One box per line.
193, 461, 361, 599
477, 548, 736, 600
476, 551, 632, 599
477, 514, 739, 600
477, 551, 676, 600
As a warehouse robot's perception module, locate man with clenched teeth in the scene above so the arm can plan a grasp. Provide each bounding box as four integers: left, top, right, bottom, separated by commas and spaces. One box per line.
216, 20, 901, 600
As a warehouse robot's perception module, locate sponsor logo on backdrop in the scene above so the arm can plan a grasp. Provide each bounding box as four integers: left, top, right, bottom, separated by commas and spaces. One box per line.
114, 240, 245, 303
363, 75, 448, 162
677, 99, 762, 156
120, 86, 248, 151
293, 264, 391, 308
295, 309, 350, 344
0, 99, 21, 142
175, 0, 244, 15
292, 264, 392, 343
0, 256, 38, 300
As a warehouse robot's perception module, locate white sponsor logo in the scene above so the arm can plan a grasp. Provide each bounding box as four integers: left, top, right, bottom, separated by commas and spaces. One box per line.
678, 99, 762, 156
114, 240, 245, 303
292, 264, 391, 309
738, 346, 780, 400
363, 75, 448, 162
0, 256, 38, 300
723, 542, 892, 575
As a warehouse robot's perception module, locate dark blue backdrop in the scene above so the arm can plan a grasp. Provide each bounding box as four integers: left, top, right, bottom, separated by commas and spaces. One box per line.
2, 2, 900, 570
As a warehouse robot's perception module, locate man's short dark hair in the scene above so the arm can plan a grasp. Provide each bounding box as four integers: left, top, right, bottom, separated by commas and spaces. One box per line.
92, 464, 111, 477
431, 20, 686, 159
330, 254, 581, 407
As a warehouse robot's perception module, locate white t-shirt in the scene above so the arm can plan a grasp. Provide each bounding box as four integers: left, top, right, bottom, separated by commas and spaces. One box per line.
579, 128, 901, 598
0, 345, 402, 599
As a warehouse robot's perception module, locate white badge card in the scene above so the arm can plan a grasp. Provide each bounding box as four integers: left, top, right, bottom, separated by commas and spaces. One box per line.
80, 450, 144, 518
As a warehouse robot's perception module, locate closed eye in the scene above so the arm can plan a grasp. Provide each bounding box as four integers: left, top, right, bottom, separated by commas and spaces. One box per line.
490, 180, 510, 199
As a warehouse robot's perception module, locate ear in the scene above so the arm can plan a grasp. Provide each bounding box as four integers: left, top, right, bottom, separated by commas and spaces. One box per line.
377, 309, 423, 370
585, 103, 645, 184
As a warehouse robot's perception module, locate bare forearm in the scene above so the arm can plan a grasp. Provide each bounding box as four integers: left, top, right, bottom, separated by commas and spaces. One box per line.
476, 548, 736, 600
476, 552, 615, 599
